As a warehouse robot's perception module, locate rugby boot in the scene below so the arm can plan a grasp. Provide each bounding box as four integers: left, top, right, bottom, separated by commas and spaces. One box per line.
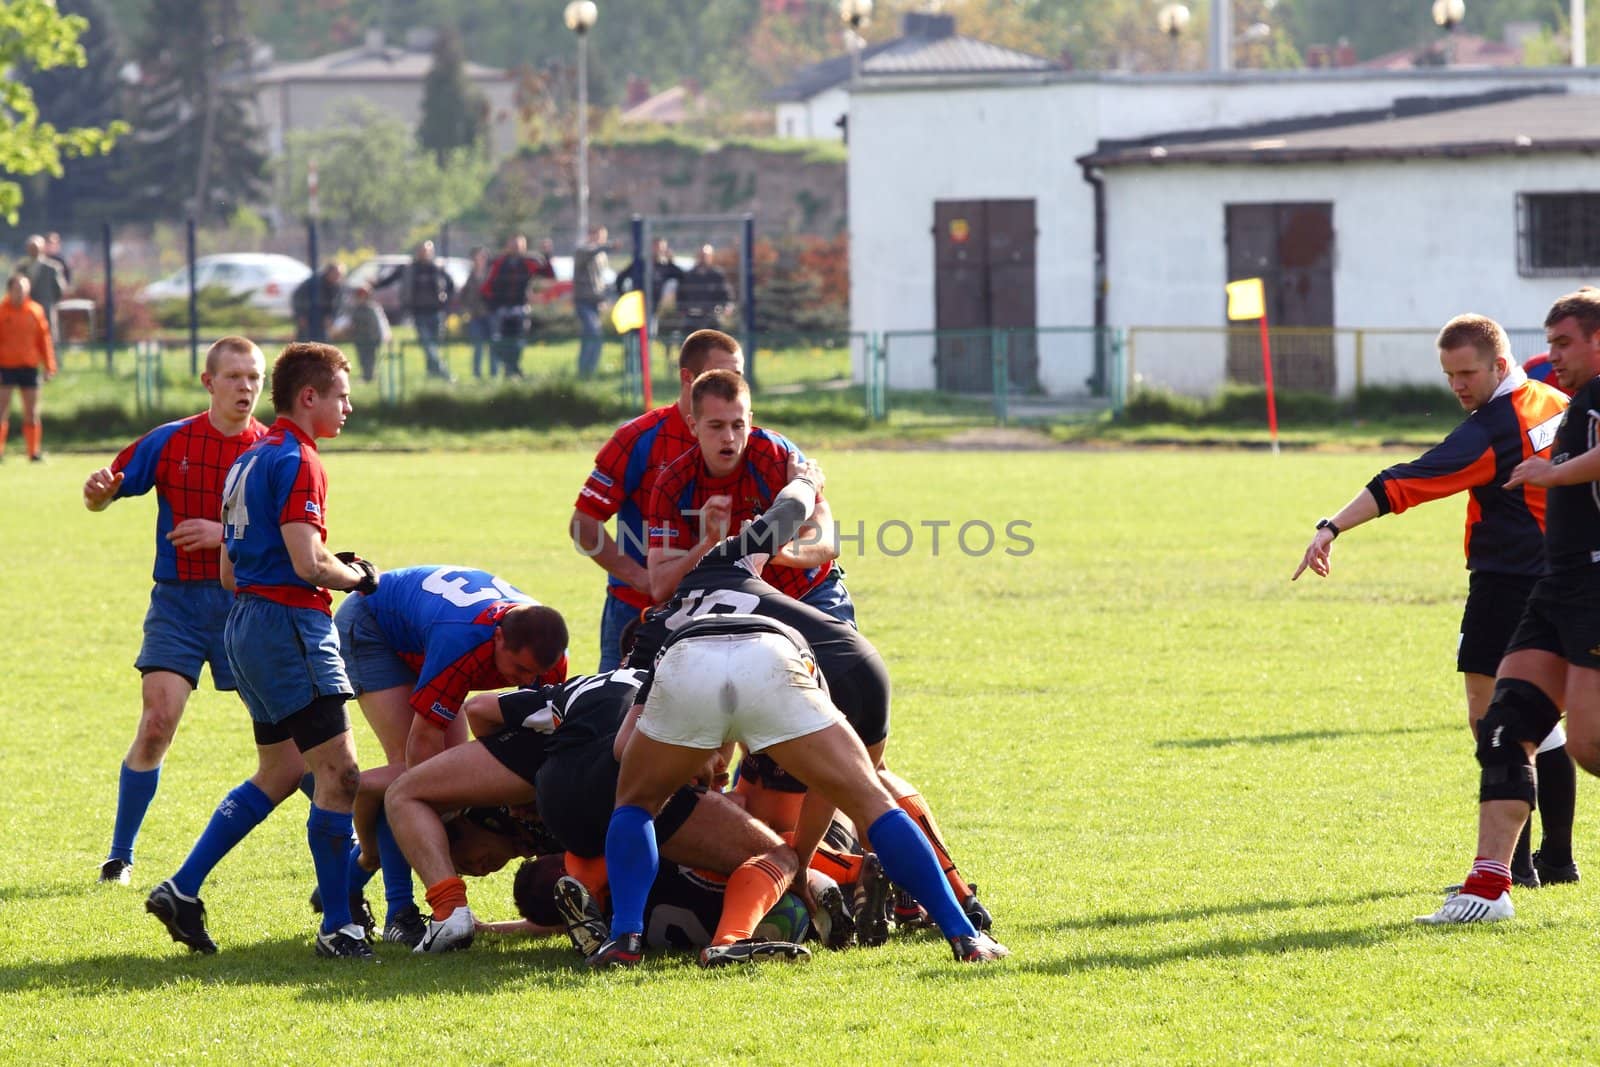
1415, 891, 1514, 924
586, 932, 644, 969
415, 906, 476, 953
553, 875, 608, 957
98, 859, 132, 886
961, 882, 994, 932
950, 931, 1010, 963
382, 903, 428, 948
699, 939, 811, 968
812, 882, 855, 950
146, 879, 217, 954
892, 886, 933, 930
1533, 850, 1581, 885
309, 886, 377, 940
315, 924, 378, 960
852, 853, 892, 948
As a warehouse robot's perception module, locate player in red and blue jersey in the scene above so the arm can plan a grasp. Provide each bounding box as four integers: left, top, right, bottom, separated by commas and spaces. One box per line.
83, 337, 268, 887
1293, 314, 1577, 889
332, 563, 569, 946
570, 329, 744, 671
645, 369, 854, 624
145, 343, 379, 960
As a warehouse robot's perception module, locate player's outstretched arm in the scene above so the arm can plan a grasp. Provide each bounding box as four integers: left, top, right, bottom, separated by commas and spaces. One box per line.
283, 523, 375, 592
1291, 488, 1380, 581
570, 509, 649, 592
773, 494, 839, 569
1508, 441, 1600, 489
82, 466, 123, 512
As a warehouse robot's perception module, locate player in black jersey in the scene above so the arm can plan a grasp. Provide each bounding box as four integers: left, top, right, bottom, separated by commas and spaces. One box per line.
590, 463, 1008, 967
1421, 290, 1600, 924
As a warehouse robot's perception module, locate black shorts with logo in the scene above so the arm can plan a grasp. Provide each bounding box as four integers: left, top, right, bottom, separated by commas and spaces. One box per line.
1505, 566, 1600, 670
1458, 571, 1539, 675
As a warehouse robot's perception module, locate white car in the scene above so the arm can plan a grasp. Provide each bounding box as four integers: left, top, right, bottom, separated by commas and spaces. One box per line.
140, 253, 312, 316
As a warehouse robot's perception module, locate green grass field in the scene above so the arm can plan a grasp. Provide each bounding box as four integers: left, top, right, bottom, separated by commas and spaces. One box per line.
2, 445, 1594, 1064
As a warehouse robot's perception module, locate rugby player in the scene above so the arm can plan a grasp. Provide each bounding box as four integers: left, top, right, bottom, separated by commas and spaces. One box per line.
334, 563, 567, 944
84, 336, 268, 886
1294, 314, 1576, 887
1420, 291, 1600, 923
146, 343, 378, 959
592, 465, 1008, 966
570, 329, 744, 670
646, 369, 854, 624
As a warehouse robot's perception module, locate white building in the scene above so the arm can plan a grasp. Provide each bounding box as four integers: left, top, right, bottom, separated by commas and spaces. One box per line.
846, 66, 1600, 396
252, 30, 519, 161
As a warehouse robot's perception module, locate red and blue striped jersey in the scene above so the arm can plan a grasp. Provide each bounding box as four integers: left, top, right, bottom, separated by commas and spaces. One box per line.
647, 427, 832, 601
111, 412, 267, 582
574, 404, 699, 610
221, 417, 333, 612
1369, 378, 1568, 575
362, 565, 569, 729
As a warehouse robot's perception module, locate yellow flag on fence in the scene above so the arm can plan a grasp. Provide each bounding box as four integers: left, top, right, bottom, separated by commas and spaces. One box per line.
1226, 278, 1266, 321
611, 290, 645, 333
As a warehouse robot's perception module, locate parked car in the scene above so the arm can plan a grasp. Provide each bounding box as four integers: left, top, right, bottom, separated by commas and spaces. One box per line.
345, 254, 472, 321
140, 253, 311, 317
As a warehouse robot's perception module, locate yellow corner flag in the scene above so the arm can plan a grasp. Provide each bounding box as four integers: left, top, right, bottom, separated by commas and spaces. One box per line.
611, 290, 645, 333
1226, 278, 1265, 321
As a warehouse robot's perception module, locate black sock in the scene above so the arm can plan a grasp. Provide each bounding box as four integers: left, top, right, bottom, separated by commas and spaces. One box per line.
1536, 745, 1577, 867
1512, 818, 1535, 878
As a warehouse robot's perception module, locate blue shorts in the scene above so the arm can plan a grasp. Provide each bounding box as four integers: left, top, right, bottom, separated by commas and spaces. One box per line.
800, 570, 858, 630
225, 594, 352, 726
136, 581, 236, 690
334, 593, 415, 695
598, 589, 643, 672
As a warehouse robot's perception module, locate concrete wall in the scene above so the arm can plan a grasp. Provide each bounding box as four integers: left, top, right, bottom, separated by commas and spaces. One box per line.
776, 88, 848, 141
256, 75, 519, 160
847, 68, 1600, 389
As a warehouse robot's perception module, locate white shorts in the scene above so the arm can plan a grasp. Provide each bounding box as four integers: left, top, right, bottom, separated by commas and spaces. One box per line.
637, 631, 843, 753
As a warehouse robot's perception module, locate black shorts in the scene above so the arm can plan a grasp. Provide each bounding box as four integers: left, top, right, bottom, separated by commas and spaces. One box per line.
1505, 567, 1600, 669
0, 366, 40, 388
480, 728, 551, 787
534, 735, 699, 857
738, 752, 808, 793
1458, 571, 1538, 675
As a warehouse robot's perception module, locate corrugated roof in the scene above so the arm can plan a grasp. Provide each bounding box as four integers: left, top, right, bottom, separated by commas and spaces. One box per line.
1081, 91, 1600, 167
765, 35, 1051, 102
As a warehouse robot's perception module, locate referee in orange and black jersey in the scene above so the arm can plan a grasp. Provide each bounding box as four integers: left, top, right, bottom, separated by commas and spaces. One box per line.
1293, 313, 1578, 887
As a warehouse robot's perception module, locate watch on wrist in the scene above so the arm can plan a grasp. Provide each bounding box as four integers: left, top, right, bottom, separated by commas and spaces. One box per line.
1316, 518, 1341, 538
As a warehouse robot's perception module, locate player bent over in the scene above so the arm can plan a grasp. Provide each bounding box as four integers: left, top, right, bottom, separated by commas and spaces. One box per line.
1420, 291, 1600, 923
145, 343, 380, 958
84, 337, 268, 885
591, 466, 1008, 966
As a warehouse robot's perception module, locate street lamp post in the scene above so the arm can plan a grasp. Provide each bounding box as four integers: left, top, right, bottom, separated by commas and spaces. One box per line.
840, 0, 873, 83
564, 1, 598, 244
1158, 3, 1191, 70
1432, 0, 1465, 65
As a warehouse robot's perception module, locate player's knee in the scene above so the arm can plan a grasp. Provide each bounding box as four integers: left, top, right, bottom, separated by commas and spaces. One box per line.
1475, 679, 1558, 805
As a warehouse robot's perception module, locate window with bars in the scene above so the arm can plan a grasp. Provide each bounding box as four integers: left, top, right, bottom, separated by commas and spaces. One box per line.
1518, 192, 1600, 276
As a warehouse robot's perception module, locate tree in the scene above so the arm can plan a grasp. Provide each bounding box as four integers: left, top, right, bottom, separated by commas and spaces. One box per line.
281, 100, 491, 249
17, 0, 128, 231
0, 0, 125, 224
115, 0, 267, 222
418, 27, 485, 163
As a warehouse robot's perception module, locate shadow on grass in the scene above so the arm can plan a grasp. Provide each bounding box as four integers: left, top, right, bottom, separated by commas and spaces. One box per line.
0, 934, 606, 1000
1031, 887, 1419, 932
1153, 724, 1453, 750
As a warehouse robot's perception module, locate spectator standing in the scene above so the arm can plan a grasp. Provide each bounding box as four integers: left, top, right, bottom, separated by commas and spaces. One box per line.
17, 235, 66, 342
346, 286, 390, 384
617, 236, 685, 341
0, 274, 55, 462
480, 235, 553, 379
375, 240, 456, 383
292, 263, 345, 342
573, 225, 610, 380
678, 244, 731, 334
462, 247, 494, 380
44, 233, 72, 285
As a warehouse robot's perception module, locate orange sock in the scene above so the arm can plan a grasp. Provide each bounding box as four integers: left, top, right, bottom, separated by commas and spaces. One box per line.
897, 792, 973, 900
711, 855, 789, 945
564, 852, 610, 904
424, 876, 469, 921
22, 422, 39, 459
810, 842, 863, 884
0, 419, 9, 456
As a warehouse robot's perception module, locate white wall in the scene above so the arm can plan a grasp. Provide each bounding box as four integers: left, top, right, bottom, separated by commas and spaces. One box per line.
776, 88, 849, 141
848, 68, 1600, 389
1105, 154, 1600, 395
256, 76, 519, 160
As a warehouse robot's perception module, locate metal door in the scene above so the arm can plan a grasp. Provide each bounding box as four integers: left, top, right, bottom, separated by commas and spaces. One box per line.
1225, 203, 1335, 393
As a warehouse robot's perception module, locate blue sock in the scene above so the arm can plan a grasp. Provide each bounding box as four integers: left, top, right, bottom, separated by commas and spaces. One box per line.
376, 812, 415, 922
108, 762, 161, 864
172, 780, 275, 898
344, 842, 377, 894
308, 805, 354, 934
869, 809, 977, 940
604, 805, 658, 937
